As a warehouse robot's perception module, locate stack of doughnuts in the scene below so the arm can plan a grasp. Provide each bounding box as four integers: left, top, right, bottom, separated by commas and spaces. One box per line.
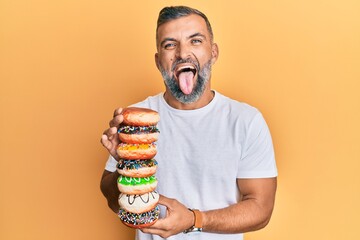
116, 107, 160, 228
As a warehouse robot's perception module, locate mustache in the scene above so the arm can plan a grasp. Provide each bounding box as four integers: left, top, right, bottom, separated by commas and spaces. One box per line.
171, 58, 200, 72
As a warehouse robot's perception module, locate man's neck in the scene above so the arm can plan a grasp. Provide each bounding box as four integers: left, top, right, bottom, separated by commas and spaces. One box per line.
164, 86, 214, 110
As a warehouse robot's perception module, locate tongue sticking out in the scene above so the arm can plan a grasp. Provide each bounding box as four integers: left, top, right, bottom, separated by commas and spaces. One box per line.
178, 71, 194, 95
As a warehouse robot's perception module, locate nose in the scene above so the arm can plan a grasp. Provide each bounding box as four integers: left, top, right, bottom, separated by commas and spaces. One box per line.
175, 42, 191, 60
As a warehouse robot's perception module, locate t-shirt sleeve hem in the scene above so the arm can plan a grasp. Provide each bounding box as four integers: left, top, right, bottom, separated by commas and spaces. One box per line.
237, 170, 278, 179
104, 155, 117, 172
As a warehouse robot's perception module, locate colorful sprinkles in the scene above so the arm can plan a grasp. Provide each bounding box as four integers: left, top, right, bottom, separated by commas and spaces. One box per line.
118, 125, 159, 134
118, 206, 160, 225
117, 159, 158, 170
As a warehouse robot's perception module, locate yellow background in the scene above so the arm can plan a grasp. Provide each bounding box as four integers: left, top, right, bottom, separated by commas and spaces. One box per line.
1, 0, 359, 239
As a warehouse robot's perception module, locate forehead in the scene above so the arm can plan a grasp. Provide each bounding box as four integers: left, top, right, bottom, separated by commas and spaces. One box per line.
157, 14, 210, 40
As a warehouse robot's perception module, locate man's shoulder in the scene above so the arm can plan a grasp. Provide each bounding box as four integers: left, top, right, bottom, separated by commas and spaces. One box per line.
131, 93, 163, 109
216, 91, 260, 117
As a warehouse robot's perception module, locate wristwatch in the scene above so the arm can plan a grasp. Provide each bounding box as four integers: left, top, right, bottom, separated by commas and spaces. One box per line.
183, 209, 203, 234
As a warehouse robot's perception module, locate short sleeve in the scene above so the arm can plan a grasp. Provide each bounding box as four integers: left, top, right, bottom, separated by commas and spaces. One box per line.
237, 112, 278, 178
104, 155, 118, 172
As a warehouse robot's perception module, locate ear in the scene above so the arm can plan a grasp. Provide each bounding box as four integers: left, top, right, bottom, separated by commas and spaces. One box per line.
155, 53, 160, 70
211, 43, 219, 65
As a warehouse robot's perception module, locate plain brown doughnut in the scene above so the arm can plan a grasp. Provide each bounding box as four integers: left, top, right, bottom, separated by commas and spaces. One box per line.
122, 107, 160, 126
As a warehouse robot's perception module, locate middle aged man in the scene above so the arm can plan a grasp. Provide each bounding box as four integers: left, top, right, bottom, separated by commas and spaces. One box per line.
101, 6, 277, 240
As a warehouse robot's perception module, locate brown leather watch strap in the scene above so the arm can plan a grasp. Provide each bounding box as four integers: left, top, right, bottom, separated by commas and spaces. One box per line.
190, 209, 203, 229
184, 209, 203, 233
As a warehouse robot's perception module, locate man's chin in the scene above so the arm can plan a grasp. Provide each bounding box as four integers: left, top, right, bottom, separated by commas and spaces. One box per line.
163, 70, 207, 104
174, 90, 203, 104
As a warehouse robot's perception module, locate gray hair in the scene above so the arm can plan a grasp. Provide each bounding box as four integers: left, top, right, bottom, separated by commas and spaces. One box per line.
156, 6, 214, 45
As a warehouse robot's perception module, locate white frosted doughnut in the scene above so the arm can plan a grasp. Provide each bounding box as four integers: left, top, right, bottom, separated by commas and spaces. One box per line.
118, 191, 159, 213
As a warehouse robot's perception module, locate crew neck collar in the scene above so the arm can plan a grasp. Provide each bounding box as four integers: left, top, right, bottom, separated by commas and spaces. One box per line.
160, 90, 219, 115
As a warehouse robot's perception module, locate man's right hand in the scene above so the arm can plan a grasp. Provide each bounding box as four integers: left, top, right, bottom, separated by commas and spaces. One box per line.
101, 107, 124, 160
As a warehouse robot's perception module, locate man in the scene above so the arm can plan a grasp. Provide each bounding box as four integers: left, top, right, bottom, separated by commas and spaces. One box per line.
101, 6, 277, 240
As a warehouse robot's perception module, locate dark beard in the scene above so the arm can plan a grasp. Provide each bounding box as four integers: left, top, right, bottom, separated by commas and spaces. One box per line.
160, 59, 212, 104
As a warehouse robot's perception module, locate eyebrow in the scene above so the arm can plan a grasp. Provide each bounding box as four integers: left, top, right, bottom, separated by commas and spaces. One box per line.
188, 32, 207, 40
160, 32, 207, 48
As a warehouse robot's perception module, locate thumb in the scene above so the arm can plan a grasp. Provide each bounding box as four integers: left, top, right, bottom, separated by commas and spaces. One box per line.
158, 195, 176, 209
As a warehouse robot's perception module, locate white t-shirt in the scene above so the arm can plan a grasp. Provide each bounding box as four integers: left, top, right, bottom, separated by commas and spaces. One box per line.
105, 91, 277, 240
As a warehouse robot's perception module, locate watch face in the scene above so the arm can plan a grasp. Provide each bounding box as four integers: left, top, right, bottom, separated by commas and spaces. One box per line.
183, 227, 202, 234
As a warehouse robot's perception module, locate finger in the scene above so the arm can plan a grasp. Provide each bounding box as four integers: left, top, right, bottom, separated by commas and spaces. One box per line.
142, 218, 169, 231
100, 134, 112, 150
141, 224, 168, 235
109, 114, 124, 128
103, 127, 118, 140
141, 229, 165, 236
101, 134, 119, 160
113, 107, 123, 118
157, 195, 175, 208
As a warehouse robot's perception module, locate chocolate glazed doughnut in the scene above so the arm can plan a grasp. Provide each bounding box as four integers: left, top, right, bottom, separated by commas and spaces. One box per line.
118, 206, 160, 229
119, 126, 159, 144
117, 159, 158, 178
